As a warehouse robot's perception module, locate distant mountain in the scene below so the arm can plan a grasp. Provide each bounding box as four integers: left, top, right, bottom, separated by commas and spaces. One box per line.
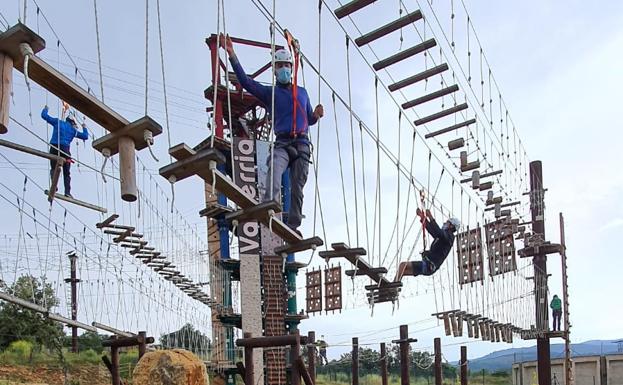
458, 339, 622, 372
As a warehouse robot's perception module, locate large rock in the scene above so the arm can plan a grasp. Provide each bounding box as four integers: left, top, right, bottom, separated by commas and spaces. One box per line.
132, 349, 209, 385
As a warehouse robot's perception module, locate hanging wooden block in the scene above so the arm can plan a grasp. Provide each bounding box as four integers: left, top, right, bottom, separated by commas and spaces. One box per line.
473, 318, 480, 339
471, 171, 480, 189
448, 138, 465, 151
450, 313, 459, 337
456, 312, 464, 337
466, 317, 474, 338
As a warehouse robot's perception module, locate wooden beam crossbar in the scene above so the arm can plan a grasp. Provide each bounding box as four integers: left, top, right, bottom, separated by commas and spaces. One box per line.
373, 39, 436, 71
355, 10, 423, 46
402, 85, 459, 109
388, 63, 448, 92
334, 0, 376, 19
415, 103, 468, 126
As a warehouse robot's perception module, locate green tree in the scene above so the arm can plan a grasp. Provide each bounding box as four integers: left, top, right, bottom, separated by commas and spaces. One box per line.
63, 331, 106, 353
0, 275, 65, 351
160, 323, 211, 356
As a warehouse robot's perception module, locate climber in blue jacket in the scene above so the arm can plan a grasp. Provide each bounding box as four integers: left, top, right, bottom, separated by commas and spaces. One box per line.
220, 34, 324, 234
41, 106, 89, 198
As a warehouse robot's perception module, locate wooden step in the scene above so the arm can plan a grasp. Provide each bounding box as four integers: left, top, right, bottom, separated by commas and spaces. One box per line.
92, 116, 162, 156
415, 103, 468, 126
159, 148, 226, 182
402, 85, 459, 109
225, 200, 281, 223
388, 64, 448, 92
424, 118, 476, 139
335, 0, 376, 19
345, 267, 387, 276
274, 236, 324, 255
0, 139, 63, 162
355, 10, 422, 46
373, 39, 436, 71
199, 202, 234, 219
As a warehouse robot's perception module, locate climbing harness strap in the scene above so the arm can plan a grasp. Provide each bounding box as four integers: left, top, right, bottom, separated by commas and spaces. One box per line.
284, 29, 308, 138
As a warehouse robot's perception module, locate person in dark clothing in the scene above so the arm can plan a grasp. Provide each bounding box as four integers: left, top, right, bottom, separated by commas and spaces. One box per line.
395, 209, 460, 281
220, 34, 324, 233
41, 106, 89, 198
550, 294, 562, 331
316, 336, 328, 365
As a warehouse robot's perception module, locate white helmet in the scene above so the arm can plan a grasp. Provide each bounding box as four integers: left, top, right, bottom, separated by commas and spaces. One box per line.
274, 48, 292, 64
448, 217, 461, 229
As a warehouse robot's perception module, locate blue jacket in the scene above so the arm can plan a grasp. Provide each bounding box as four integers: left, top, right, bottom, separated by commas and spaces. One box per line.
229, 56, 318, 141
424, 219, 455, 269
41, 107, 89, 147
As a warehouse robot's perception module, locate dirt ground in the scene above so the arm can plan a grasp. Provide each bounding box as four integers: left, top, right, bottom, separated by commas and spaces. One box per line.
0, 364, 111, 385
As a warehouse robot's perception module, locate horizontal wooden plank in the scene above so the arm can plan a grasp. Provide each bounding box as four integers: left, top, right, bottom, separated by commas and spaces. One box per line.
159, 148, 226, 182
0, 139, 63, 161
44, 190, 107, 213
355, 10, 423, 46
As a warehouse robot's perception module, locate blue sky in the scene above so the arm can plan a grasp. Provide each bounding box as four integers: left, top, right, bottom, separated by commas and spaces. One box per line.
0, 0, 622, 363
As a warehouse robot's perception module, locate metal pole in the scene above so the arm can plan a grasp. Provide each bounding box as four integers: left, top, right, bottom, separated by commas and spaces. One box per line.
560, 213, 572, 385
380, 342, 388, 385
308, 331, 316, 384
66, 252, 79, 353
399, 325, 410, 385
460, 346, 468, 385
529, 161, 551, 385
352, 337, 359, 385
434, 338, 442, 385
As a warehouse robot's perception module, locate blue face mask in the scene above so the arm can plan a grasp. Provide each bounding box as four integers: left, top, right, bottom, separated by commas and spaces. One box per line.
275, 66, 292, 84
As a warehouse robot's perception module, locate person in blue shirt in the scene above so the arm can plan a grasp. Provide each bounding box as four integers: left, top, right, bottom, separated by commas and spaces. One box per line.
41, 106, 89, 198
395, 209, 460, 281
220, 34, 324, 234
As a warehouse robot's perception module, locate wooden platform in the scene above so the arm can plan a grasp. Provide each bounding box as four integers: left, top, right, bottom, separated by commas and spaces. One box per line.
44, 190, 107, 213
92, 116, 162, 156
162, 143, 303, 244
0, 23, 45, 65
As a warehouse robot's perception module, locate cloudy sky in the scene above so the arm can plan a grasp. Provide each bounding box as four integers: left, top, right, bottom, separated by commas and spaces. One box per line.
0, 0, 622, 363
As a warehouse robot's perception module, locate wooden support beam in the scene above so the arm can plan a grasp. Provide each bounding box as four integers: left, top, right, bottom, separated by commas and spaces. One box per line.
335, 0, 376, 19
416, 103, 469, 126
0, 53, 12, 134
388, 63, 448, 92
373, 39, 436, 71
461, 169, 502, 183
318, 247, 366, 259
44, 190, 107, 213
518, 243, 563, 258
0, 139, 63, 161
402, 85, 459, 109
296, 357, 314, 385
355, 10, 423, 46
479, 181, 493, 191
364, 282, 402, 291
484, 201, 520, 211
460, 161, 480, 173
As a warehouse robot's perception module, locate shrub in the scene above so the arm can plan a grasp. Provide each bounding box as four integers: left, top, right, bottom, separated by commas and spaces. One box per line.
7, 340, 33, 360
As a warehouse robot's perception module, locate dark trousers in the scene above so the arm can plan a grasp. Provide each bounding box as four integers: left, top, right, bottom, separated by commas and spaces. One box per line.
552, 309, 562, 331
49, 144, 71, 195
319, 349, 328, 365
411, 253, 437, 276
263, 141, 310, 230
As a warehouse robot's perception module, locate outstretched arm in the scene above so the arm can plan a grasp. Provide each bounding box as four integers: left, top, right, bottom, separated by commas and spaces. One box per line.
40, 106, 58, 126
220, 34, 272, 105
75, 123, 89, 140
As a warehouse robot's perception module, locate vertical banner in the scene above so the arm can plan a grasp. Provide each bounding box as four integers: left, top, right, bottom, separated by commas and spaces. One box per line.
232, 137, 264, 385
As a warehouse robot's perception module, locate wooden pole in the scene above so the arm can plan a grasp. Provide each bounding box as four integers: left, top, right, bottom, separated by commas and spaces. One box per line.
111, 346, 120, 385
290, 331, 301, 385
307, 331, 316, 384
138, 331, 147, 359
243, 332, 254, 385
434, 338, 442, 385
399, 325, 410, 385
460, 346, 468, 385
296, 357, 314, 385
380, 342, 388, 385
352, 337, 359, 385
559, 213, 572, 385
529, 161, 551, 385
68, 253, 78, 353
0, 53, 12, 134
118, 136, 137, 202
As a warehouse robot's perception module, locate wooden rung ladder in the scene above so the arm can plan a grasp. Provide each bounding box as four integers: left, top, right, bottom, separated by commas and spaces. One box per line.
432, 310, 460, 337
388, 63, 448, 92
402, 85, 459, 109
373, 39, 436, 71
274, 236, 324, 256
415, 103, 468, 126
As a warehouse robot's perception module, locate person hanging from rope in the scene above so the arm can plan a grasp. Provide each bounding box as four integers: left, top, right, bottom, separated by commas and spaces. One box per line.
395, 209, 460, 281
41, 105, 89, 198
550, 294, 562, 331
220, 34, 324, 234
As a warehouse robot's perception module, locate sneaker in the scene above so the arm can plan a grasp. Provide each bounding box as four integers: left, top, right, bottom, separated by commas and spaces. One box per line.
64, 193, 73, 199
